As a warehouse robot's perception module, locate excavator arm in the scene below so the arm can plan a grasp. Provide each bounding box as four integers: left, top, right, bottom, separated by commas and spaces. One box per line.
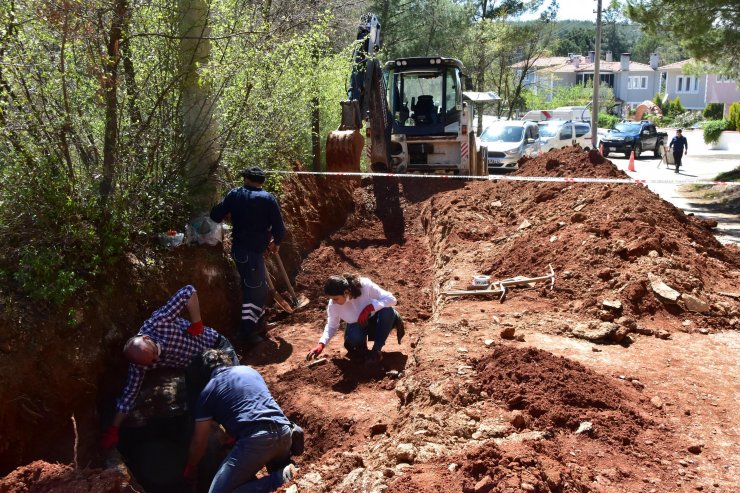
326, 14, 391, 172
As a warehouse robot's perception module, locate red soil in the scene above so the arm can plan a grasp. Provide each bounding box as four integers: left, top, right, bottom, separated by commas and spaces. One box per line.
2, 147, 739, 492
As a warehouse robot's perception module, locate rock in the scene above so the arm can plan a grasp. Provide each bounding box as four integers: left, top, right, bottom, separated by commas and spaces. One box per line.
490, 200, 502, 208
448, 463, 458, 472
682, 294, 710, 313
515, 334, 526, 342
285, 485, 298, 493
575, 421, 593, 434
474, 475, 495, 493
484, 339, 495, 347
650, 396, 663, 409
500, 327, 516, 339
648, 273, 680, 302
383, 467, 395, 478
648, 250, 660, 258
571, 321, 618, 341
510, 410, 527, 429
395, 443, 417, 463
698, 328, 710, 335
592, 347, 602, 352
456, 347, 468, 353
611, 326, 631, 343
688, 443, 704, 454
518, 219, 532, 230
602, 299, 622, 310
550, 235, 558, 242
656, 330, 671, 340
571, 212, 587, 223
616, 316, 637, 329
521, 482, 536, 492
631, 379, 645, 390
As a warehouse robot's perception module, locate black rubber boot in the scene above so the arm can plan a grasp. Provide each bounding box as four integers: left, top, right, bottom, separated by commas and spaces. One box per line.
394, 310, 405, 344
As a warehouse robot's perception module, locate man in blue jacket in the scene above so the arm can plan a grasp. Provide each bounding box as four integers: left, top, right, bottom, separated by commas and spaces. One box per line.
210, 167, 285, 346
669, 129, 688, 173
184, 349, 297, 492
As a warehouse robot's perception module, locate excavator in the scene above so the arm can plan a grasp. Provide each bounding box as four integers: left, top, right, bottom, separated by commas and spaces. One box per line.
325, 14, 496, 175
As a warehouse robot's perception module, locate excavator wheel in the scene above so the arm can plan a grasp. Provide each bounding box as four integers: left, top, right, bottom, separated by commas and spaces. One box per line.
326, 130, 364, 172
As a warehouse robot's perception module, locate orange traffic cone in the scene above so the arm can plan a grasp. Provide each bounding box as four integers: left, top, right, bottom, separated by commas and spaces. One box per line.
627, 151, 636, 172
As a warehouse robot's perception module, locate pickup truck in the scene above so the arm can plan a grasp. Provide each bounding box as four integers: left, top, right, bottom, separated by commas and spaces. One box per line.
599, 121, 667, 159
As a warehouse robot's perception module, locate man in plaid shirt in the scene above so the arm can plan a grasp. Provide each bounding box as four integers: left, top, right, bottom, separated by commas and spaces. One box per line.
101, 284, 238, 449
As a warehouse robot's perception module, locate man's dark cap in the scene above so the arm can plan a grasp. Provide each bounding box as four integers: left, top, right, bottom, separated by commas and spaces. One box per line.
241, 166, 266, 182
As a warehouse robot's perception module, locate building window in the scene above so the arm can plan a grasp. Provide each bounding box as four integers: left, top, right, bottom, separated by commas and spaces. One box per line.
717, 75, 735, 83
676, 76, 699, 94
627, 76, 648, 90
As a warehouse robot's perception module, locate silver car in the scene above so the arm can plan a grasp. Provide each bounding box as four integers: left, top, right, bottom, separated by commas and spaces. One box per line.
481, 120, 541, 172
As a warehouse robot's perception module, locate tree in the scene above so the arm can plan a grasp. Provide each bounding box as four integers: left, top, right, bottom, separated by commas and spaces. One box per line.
626, 0, 740, 77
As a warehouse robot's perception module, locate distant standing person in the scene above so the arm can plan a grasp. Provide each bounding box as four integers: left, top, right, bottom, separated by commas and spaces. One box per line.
306, 274, 404, 364
184, 349, 297, 493
210, 166, 285, 346
101, 285, 238, 450
669, 128, 688, 173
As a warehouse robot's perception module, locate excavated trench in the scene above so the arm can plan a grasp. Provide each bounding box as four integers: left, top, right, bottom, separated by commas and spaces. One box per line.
2, 148, 740, 492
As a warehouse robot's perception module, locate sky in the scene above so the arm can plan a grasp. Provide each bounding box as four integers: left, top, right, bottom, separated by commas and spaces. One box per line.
519, 1, 600, 22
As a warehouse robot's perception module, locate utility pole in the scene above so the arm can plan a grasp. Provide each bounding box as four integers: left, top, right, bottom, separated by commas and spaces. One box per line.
591, 0, 603, 150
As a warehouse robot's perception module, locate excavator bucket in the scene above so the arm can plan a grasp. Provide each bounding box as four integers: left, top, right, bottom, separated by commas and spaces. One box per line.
326, 129, 364, 172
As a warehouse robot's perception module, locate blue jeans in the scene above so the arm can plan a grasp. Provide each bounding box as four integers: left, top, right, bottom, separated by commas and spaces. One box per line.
209, 422, 292, 493
232, 248, 268, 339
344, 307, 397, 354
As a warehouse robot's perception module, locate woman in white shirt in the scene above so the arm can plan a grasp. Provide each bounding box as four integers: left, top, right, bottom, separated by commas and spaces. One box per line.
306, 273, 404, 364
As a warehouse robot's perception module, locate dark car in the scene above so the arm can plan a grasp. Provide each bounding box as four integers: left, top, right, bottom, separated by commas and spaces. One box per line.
600, 121, 667, 159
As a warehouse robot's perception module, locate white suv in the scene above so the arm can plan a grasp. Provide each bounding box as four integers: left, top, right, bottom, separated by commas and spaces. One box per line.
538, 120, 592, 152
481, 120, 541, 172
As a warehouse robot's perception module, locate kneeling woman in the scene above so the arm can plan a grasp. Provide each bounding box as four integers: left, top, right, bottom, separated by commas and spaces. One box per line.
306, 274, 404, 363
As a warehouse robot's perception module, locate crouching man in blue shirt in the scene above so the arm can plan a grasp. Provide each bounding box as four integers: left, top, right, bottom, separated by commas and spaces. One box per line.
184, 349, 297, 492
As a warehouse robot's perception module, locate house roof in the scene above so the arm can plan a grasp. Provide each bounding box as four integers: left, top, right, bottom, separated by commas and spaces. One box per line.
546, 60, 655, 73
658, 59, 692, 70
510, 56, 570, 69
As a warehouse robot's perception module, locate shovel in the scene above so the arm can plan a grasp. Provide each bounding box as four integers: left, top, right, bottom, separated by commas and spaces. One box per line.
273, 252, 310, 311
266, 272, 294, 314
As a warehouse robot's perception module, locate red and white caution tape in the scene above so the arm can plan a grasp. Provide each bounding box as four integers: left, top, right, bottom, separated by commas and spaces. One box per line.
267, 169, 739, 187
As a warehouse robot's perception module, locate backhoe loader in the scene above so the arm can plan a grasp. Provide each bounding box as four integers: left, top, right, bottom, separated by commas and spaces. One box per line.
325, 14, 497, 175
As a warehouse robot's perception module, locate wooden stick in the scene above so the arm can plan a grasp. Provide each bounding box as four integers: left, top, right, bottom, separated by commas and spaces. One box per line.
307, 357, 328, 368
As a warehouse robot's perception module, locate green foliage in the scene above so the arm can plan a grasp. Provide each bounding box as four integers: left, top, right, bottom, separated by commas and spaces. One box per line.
702, 119, 730, 144
728, 102, 740, 131
649, 115, 674, 127
626, 0, 739, 77
598, 113, 621, 129
667, 97, 685, 117
713, 166, 740, 182
703, 103, 724, 120
652, 93, 667, 114
522, 89, 548, 112
549, 82, 615, 110
673, 111, 704, 129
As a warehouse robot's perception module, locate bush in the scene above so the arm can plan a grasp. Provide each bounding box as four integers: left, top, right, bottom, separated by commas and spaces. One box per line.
703, 119, 730, 144
728, 102, 740, 131
598, 112, 620, 129
703, 103, 724, 120
652, 93, 667, 114
668, 97, 685, 117
649, 115, 674, 127
673, 111, 704, 129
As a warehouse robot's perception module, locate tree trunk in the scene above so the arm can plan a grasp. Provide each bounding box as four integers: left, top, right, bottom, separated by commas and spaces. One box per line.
100, 0, 127, 207
179, 0, 220, 214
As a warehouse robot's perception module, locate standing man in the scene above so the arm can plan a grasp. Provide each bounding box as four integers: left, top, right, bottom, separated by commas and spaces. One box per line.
101, 284, 238, 449
184, 349, 296, 493
210, 166, 286, 346
669, 128, 688, 174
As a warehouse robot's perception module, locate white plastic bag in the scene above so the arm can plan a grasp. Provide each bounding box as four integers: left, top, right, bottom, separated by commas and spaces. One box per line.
186, 216, 223, 246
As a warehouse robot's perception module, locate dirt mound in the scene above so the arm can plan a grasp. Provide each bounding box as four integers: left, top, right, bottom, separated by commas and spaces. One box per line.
0, 461, 139, 492
474, 345, 650, 447
385, 439, 592, 493
424, 147, 740, 332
